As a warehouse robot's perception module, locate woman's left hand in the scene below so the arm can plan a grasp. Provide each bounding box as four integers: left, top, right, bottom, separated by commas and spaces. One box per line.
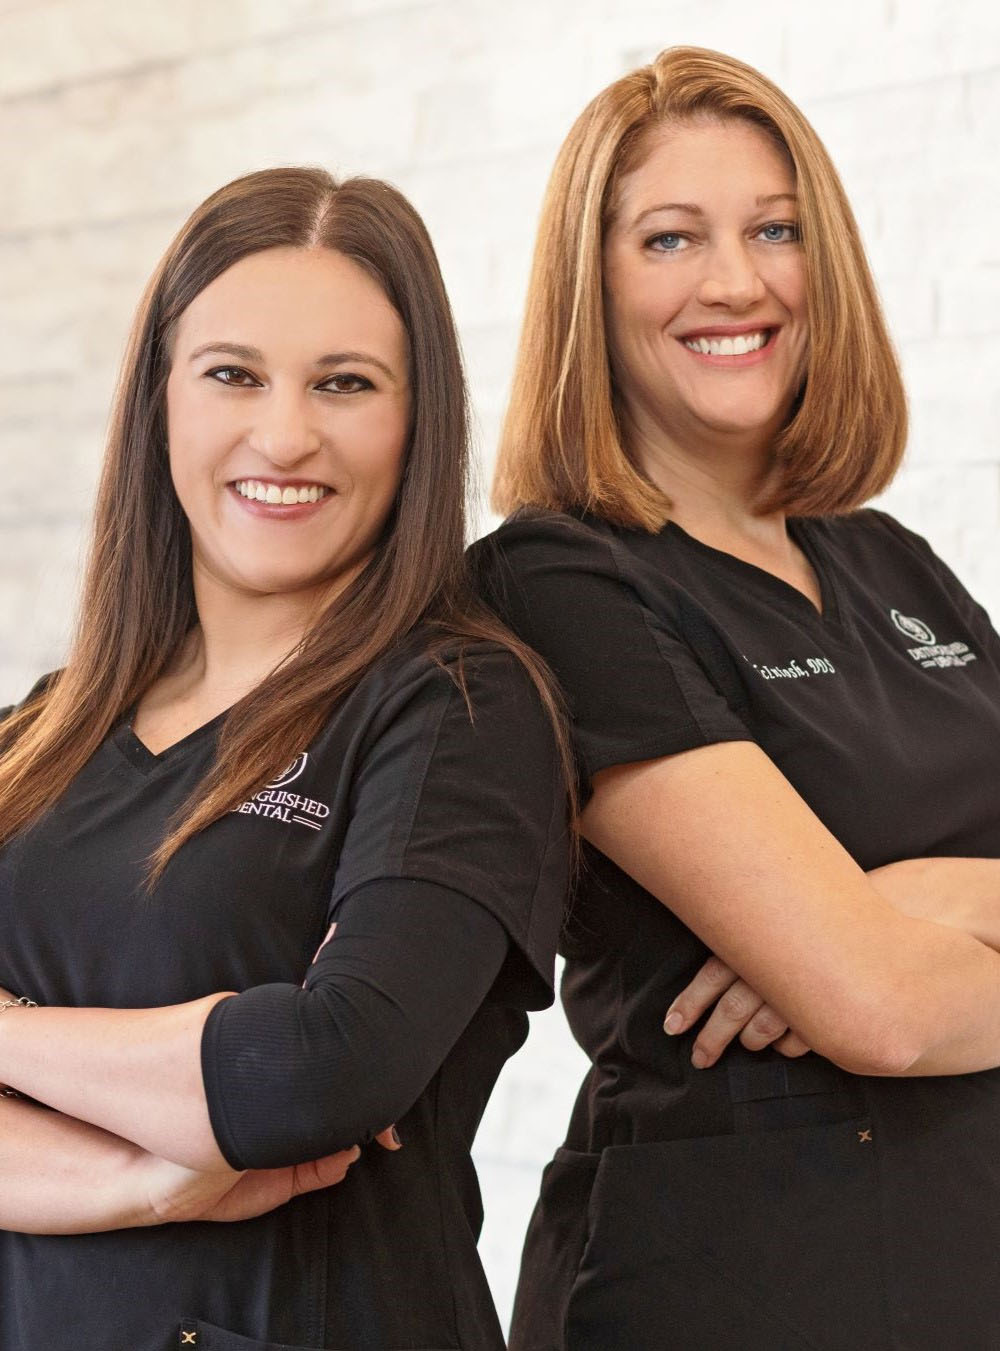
664, 956, 811, 1068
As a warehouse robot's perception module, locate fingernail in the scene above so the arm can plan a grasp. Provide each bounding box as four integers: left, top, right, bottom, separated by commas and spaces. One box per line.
391, 1127, 402, 1147
691, 1048, 709, 1069
664, 1010, 684, 1035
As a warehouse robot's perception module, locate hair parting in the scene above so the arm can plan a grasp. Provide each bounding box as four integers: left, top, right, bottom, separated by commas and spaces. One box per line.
0, 168, 573, 881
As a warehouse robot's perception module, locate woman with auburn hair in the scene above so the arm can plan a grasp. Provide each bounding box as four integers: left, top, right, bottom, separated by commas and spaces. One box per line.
474, 45, 1000, 1351
0, 167, 568, 1351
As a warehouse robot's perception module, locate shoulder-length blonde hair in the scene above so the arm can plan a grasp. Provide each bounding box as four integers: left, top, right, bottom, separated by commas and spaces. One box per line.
0, 167, 570, 881
494, 46, 907, 527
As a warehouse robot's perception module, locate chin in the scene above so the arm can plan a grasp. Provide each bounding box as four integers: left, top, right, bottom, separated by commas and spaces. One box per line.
693, 401, 787, 439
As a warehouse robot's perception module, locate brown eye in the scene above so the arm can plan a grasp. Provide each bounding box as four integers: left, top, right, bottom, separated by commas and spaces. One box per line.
207, 366, 258, 386
318, 374, 373, 394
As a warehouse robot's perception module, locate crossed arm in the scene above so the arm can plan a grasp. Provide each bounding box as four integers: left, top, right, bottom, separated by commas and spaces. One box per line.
0, 879, 505, 1234
583, 741, 1000, 1076
0, 1093, 369, 1234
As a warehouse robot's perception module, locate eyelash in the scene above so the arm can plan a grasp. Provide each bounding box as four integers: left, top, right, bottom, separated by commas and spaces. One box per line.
645, 222, 801, 253
205, 367, 374, 393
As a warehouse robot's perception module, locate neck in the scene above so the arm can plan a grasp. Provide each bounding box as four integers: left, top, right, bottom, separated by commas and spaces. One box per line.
171, 564, 345, 707
625, 408, 791, 551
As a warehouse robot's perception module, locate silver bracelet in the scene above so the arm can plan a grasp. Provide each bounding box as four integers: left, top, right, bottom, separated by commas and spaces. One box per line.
0, 997, 38, 1012
0, 997, 38, 1098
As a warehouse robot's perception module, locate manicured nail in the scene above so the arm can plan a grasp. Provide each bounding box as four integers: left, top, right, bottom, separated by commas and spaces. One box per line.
664, 1010, 684, 1035
391, 1127, 402, 1147
691, 1048, 709, 1069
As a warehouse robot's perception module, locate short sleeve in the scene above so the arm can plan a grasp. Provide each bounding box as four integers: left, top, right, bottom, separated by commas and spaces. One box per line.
329, 646, 568, 1008
471, 513, 751, 788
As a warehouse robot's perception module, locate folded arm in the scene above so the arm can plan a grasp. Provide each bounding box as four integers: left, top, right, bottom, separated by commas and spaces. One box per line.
0, 1096, 371, 1235
583, 741, 1000, 1077
667, 855, 1000, 1067
0, 879, 508, 1170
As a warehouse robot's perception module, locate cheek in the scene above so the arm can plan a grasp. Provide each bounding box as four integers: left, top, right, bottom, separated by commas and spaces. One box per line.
338, 404, 409, 499
771, 254, 808, 326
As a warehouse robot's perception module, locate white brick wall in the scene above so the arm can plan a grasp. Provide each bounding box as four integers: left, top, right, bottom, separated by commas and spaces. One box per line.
3, 0, 998, 1330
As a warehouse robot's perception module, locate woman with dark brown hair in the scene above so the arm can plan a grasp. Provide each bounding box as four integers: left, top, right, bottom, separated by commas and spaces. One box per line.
474, 46, 1000, 1351
0, 167, 568, 1351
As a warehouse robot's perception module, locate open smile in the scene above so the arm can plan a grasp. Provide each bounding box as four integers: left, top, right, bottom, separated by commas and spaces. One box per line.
229, 478, 335, 519
678, 327, 778, 363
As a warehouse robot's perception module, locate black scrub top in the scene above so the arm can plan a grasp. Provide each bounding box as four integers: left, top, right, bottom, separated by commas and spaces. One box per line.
472, 508, 1000, 1351
0, 633, 568, 1351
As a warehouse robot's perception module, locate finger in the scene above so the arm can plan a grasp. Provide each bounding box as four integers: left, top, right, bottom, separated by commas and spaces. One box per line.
374, 1125, 402, 1151
293, 1145, 361, 1195
691, 981, 764, 1068
738, 1004, 790, 1052
775, 1030, 811, 1058
664, 956, 738, 1035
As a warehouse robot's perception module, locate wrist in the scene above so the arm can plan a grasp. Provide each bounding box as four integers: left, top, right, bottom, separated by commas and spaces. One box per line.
0, 996, 39, 1093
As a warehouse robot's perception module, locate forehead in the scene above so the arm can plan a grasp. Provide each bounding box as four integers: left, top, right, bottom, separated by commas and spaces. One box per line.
611, 117, 796, 225
171, 246, 406, 357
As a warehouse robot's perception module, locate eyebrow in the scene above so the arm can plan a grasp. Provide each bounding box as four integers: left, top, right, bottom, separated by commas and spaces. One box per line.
187, 342, 399, 382
630, 192, 798, 229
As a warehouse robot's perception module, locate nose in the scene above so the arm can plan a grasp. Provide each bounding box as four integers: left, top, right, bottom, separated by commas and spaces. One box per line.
246, 385, 322, 465
696, 235, 767, 311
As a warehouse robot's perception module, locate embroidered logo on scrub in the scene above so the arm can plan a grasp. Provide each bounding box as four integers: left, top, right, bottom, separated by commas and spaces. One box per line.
745, 654, 837, 681
889, 609, 977, 670
267, 752, 308, 789
231, 752, 330, 831
890, 609, 935, 645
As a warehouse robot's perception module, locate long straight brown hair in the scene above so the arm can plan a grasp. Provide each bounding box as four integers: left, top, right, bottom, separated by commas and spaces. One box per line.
0, 167, 570, 879
494, 46, 908, 527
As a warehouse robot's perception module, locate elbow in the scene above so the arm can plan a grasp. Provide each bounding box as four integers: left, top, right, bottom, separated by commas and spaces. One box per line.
805, 992, 926, 1078
204, 982, 437, 1170
821, 1030, 921, 1078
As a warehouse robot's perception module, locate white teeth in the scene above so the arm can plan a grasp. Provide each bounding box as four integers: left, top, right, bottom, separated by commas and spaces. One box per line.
684, 330, 769, 356
234, 480, 329, 505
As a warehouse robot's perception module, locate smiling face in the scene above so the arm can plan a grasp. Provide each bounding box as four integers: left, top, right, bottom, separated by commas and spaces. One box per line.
165, 245, 410, 606
603, 116, 809, 469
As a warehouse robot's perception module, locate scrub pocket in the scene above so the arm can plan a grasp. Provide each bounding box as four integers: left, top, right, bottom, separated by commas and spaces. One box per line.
178, 1322, 453, 1350
563, 1115, 891, 1351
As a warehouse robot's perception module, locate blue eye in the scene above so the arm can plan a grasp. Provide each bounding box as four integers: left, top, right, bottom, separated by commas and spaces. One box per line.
648, 232, 688, 253
757, 222, 800, 243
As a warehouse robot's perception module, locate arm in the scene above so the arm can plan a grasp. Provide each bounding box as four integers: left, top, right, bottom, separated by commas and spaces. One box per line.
0, 880, 509, 1170
667, 855, 1000, 1067
0, 1095, 369, 1234
583, 741, 1000, 1077
867, 856, 1000, 950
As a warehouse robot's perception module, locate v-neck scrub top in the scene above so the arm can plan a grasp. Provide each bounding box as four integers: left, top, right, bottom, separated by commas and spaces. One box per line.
0, 635, 568, 1351
471, 508, 1000, 1351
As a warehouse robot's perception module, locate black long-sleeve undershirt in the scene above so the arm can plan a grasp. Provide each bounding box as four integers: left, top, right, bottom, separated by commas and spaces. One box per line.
201, 877, 509, 1170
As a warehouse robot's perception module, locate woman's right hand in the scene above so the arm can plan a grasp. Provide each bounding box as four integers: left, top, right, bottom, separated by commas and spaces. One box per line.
664, 956, 812, 1069
141, 1126, 401, 1226
665, 855, 1000, 1068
